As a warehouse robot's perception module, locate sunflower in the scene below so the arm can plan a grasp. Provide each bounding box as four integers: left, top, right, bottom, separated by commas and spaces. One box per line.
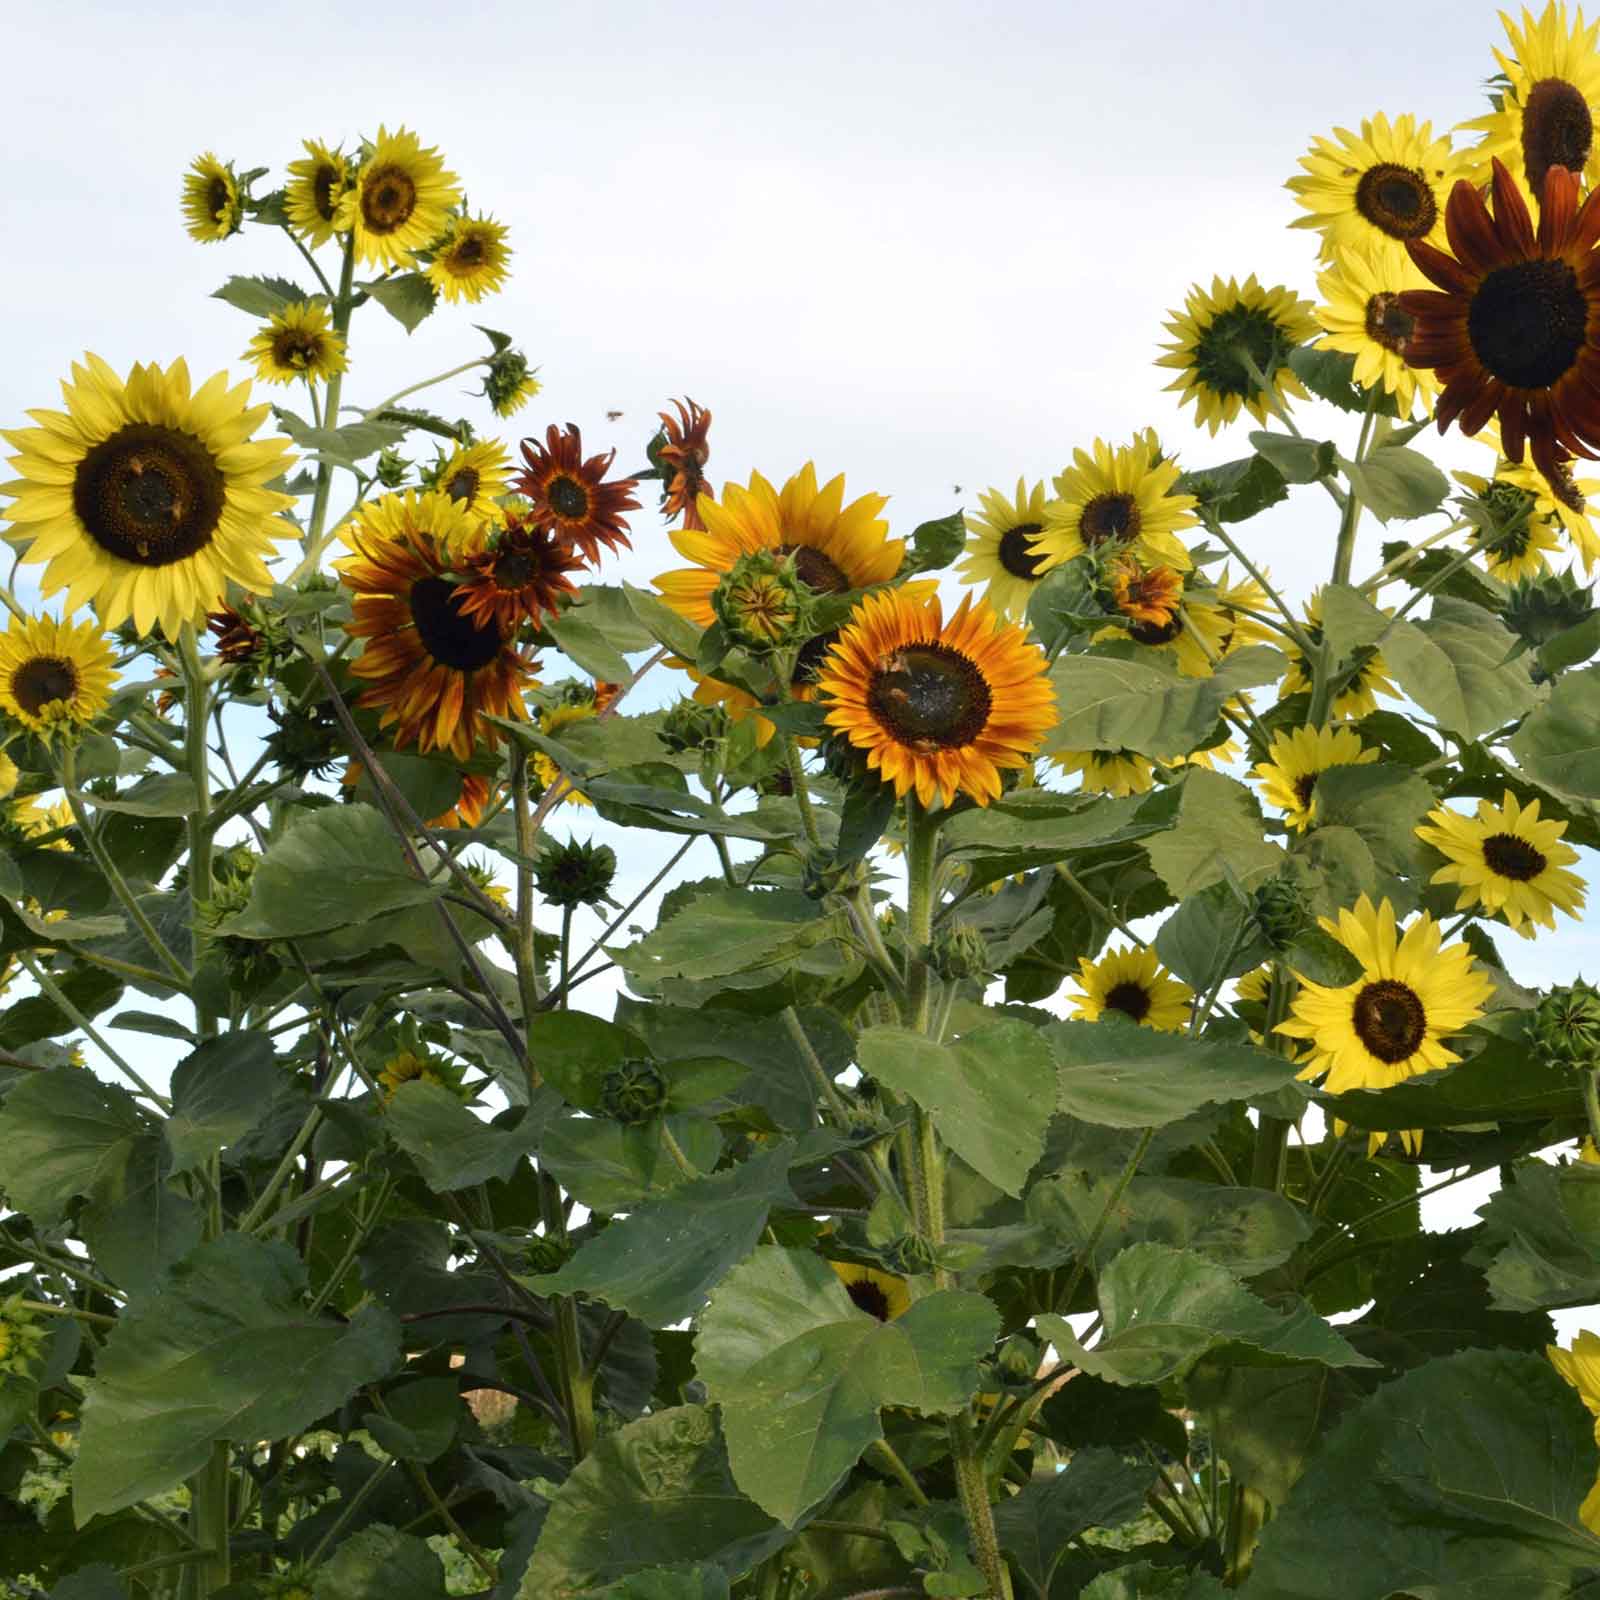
514, 424, 639, 565
1287, 114, 1463, 273
336, 490, 537, 761
455, 512, 586, 630
1281, 590, 1399, 719
1093, 563, 1236, 678
484, 352, 541, 419
1416, 789, 1586, 934
1313, 243, 1438, 417
0, 753, 16, 801
1461, 3, 1600, 195
816, 589, 1056, 809
532, 700, 596, 808
425, 213, 512, 304
1401, 159, 1600, 481
1031, 435, 1199, 577
654, 398, 713, 530
1105, 556, 1183, 629
1, 355, 295, 639
1277, 895, 1495, 1157
828, 1261, 911, 1321
427, 771, 495, 831
180, 153, 241, 243
0, 615, 117, 739
1251, 725, 1380, 831
1070, 945, 1194, 1031
284, 140, 351, 248
1549, 1329, 1600, 1534
434, 438, 512, 528
955, 479, 1053, 621
1454, 466, 1566, 580
243, 302, 348, 388
377, 1046, 464, 1100
1158, 276, 1319, 435
1050, 747, 1157, 796
1461, 426, 1600, 570
335, 126, 461, 271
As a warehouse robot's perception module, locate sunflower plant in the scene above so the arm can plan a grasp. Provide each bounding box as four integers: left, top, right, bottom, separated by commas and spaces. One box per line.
11, 19, 1600, 1599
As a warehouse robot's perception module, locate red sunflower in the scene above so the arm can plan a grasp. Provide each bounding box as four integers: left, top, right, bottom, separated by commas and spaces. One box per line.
454, 511, 587, 632
655, 397, 712, 530
514, 423, 639, 564
1401, 158, 1600, 479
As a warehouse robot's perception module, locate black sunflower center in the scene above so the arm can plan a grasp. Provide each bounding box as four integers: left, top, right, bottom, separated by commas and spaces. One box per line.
1193, 302, 1296, 399
1104, 980, 1152, 1022
866, 641, 992, 750
206, 177, 231, 220
547, 475, 591, 521
445, 467, 480, 504
1293, 771, 1319, 810
1468, 258, 1589, 388
1080, 493, 1142, 548
312, 164, 339, 222
72, 422, 227, 566
452, 236, 486, 267
845, 1278, 891, 1320
1364, 291, 1416, 354
777, 543, 850, 595
495, 548, 540, 587
271, 329, 323, 371
1354, 162, 1437, 240
1128, 614, 1184, 646
1523, 77, 1594, 197
362, 165, 417, 233
1351, 978, 1427, 1064
13, 656, 79, 714
1481, 830, 1548, 880
997, 522, 1046, 579
410, 576, 505, 671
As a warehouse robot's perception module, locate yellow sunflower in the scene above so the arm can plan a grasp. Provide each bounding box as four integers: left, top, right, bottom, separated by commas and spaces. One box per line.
1277, 895, 1495, 1157
336, 490, 537, 761
1, 355, 295, 640
242, 302, 348, 388
1032, 434, 1197, 574
1465, 429, 1600, 572
534, 701, 596, 808
434, 439, 512, 529
284, 139, 351, 248
1070, 945, 1194, 1031
0, 752, 16, 801
1287, 113, 1464, 274
1313, 243, 1438, 417
1251, 725, 1379, 832
1460, 3, 1600, 195
1454, 466, 1566, 581
180, 152, 241, 243
1158, 276, 1319, 435
1093, 564, 1237, 678
954, 478, 1052, 621
816, 588, 1056, 809
335, 126, 461, 271
1548, 1329, 1600, 1534
1281, 590, 1399, 719
1050, 748, 1157, 797
828, 1261, 911, 1321
0, 615, 117, 738
1416, 790, 1587, 935
654, 463, 899, 631
426, 213, 513, 304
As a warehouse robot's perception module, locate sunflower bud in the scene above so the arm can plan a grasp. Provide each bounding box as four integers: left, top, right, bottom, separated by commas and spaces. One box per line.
601, 1059, 667, 1125
712, 549, 815, 652
1534, 979, 1600, 1071
0, 1295, 48, 1379
995, 1331, 1042, 1384
885, 1233, 940, 1278
801, 847, 869, 901
1252, 876, 1310, 951
266, 699, 345, 782
1503, 569, 1596, 651
932, 923, 991, 982
375, 446, 410, 489
524, 1232, 573, 1275
482, 349, 541, 419
658, 696, 729, 754
820, 731, 878, 789
534, 839, 618, 909
196, 849, 283, 992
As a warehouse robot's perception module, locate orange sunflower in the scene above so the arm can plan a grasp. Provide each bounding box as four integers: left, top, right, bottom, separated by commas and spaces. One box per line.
817, 588, 1056, 808
654, 397, 712, 530
454, 512, 587, 631
336, 491, 537, 761
514, 424, 638, 564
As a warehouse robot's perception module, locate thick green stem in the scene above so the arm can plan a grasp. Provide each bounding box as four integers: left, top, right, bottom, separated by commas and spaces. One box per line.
1584, 1070, 1600, 1158
180, 628, 217, 1041
301, 237, 357, 555
512, 750, 545, 1041
186, 1442, 231, 1596
948, 1412, 1014, 1600
784, 734, 823, 849
1250, 968, 1296, 1193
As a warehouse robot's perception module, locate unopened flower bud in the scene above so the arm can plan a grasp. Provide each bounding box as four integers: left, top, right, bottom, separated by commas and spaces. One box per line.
601, 1059, 667, 1125
534, 839, 617, 909
712, 549, 814, 652
1252, 876, 1309, 951
1534, 978, 1600, 1072
932, 923, 991, 982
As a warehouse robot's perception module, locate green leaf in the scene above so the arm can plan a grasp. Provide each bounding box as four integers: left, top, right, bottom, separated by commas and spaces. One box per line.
1470, 1159, 1600, 1311
608, 1568, 732, 1600
517, 1405, 789, 1599
314, 1523, 448, 1599
1288, 346, 1402, 417
856, 1021, 1056, 1196
163, 1032, 279, 1174
80, 1133, 202, 1295
360, 272, 438, 333
0, 963, 122, 1048
1308, 761, 1435, 881
1153, 879, 1263, 991
540, 1110, 722, 1212
696, 1248, 1000, 1525
219, 804, 443, 938
1340, 445, 1449, 521
942, 789, 1164, 887
1510, 662, 1600, 805
1249, 431, 1335, 484
363, 1376, 461, 1463
1383, 598, 1537, 741
544, 608, 634, 681
1247, 1350, 1600, 1599
71, 774, 198, 817
46, 1570, 131, 1600
610, 887, 831, 982
1038, 1242, 1373, 1387
622, 582, 705, 659
1174, 454, 1289, 523
1083, 1564, 1227, 1599
1026, 561, 1106, 654
272, 408, 407, 468
1539, 608, 1600, 674
385, 1081, 546, 1191
566, 583, 658, 653
901, 511, 967, 576
1144, 769, 1284, 899
73, 1233, 400, 1519
211, 275, 309, 317
0, 1070, 148, 1222
526, 1011, 640, 1111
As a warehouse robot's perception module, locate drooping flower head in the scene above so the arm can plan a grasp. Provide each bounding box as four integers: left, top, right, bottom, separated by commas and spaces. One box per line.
0, 615, 117, 739
955, 478, 1052, 622
1032, 432, 1198, 574
181, 152, 242, 243
425, 213, 512, 304
1050, 747, 1157, 797
1251, 724, 1379, 832
284, 139, 351, 248
514, 424, 639, 565
1070, 945, 1194, 1031
243, 301, 348, 387
653, 398, 713, 531
335, 125, 461, 270
1281, 589, 1399, 719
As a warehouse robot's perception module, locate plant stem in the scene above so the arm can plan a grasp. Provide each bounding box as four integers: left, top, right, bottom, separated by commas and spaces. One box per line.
1583, 1070, 1600, 1161
784, 734, 823, 849
512, 749, 545, 1039
1198, 511, 1315, 653
299, 235, 357, 560
1053, 862, 1146, 948
1355, 517, 1471, 593
948, 1411, 1015, 1600
187, 1441, 231, 1594
781, 1005, 854, 1125
180, 627, 217, 1041
362, 356, 490, 420
866, 1440, 930, 1506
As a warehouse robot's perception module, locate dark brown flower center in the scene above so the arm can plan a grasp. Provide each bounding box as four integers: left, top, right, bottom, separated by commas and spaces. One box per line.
207, 176, 231, 220
410, 576, 505, 671
1364, 291, 1416, 354
1468, 258, 1588, 388
445, 467, 480, 505
1293, 771, 1319, 810
362, 165, 417, 233
270, 329, 324, 371
547, 474, 591, 521
1351, 978, 1427, 1063
866, 641, 992, 750
72, 422, 227, 566
1522, 78, 1593, 197
1104, 980, 1152, 1022
845, 1278, 891, 1320
1128, 615, 1183, 646
312, 163, 340, 222
1481, 830, 1547, 880
495, 549, 539, 586
13, 656, 79, 715
997, 522, 1046, 579
1080, 493, 1142, 547
450, 236, 486, 267
777, 543, 850, 595
1354, 162, 1437, 240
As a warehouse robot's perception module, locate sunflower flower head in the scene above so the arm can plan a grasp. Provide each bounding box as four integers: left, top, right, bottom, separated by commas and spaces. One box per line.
0, 1296, 48, 1380
533, 699, 598, 807
515, 424, 638, 565
534, 837, 618, 908
1050, 747, 1157, 797
1251, 724, 1379, 831
243, 301, 348, 388
827, 1261, 911, 1321
455, 510, 586, 632
1456, 466, 1564, 581
712, 548, 814, 650
1070, 945, 1194, 1031
335, 125, 461, 270
181, 152, 242, 243
650, 398, 713, 530
1462, 430, 1600, 572
426, 212, 513, 304
428, 438, 512, 529
1314, 242, 1437, 416
0, 615, 116, 742
482, 349, 541, 419
1281, 590, 1398, 719
284, 139, 351, 248
1533, 977, 1600, 1071
955, 478, 1052, 621
378, 1045, 466, 1102
1105, 555, 1184, 630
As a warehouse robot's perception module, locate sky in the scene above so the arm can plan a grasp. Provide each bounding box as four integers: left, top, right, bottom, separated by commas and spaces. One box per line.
2, 4, 1594, 1321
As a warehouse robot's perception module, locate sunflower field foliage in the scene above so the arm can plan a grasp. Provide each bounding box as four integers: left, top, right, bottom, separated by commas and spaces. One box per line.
17, 19, 1600, 1598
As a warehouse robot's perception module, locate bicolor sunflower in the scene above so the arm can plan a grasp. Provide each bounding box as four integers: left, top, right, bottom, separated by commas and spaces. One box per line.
654, 398, 713, 531
816, 588, 1055, 809
1313, 243, 1437, 417
0, 615, 116, 738
335, 126, 461, 271
455, 512, 585, 630
425, 213, 512, 304
1032, 435, 1198, 574
1281, 590, 1399, 719
1158, 277, 1319, 434
515, 424, 638, 565
284, 140, 351, 248
434, 438, 512, 529
1454, 465, 1566, 580
1416, 790, 1586, 934
1, 355, 295, 639
243, 301, 347, 388
1287, 113, 1463, 274
336, 490, 536, 761
1094, 561, 1238, 678
1277, 895, 1494, 1158
1401, 159, 1600, 481
427, 771, 495, 831
828, 1261, 910, 1321
1050, 747, 1157, 797
180, 152, 241, 243
955, 478, 1052, 621
1549, 1330, 1600, 1534
1071, 945, 1193, 1031
1251, 725, 1379, 832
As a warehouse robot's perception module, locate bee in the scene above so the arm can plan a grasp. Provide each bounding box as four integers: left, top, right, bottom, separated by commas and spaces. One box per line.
605, 410, 624, 422
952, 484, 962, 495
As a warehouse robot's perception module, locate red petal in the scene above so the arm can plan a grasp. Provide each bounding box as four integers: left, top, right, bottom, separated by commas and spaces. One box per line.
1406, 238, 1477, 295
1539, 164, 1579, 253
1501, 390, 1528, 461
1445, 177, 1506, 276
1489, 158, 1535, 258
1458, 378, 1507, 437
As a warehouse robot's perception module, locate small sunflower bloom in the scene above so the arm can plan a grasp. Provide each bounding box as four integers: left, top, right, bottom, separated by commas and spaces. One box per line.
1070, 945, 1194, 1031
1106, 556, 1183, 630
378, 1047, 464, 1100
1455, 467, 1566, 581
1281, 590, 1399, 719
336, 125, 461, 270
0, 615, 117, 739
426, 213, 513, 304
515, 424, 639, 565
955, 478, 1052, 621
455, 512, 586, 631
1548, 1328, 1600, 1534
653, 398, 713, 530
1251, 725, 1379, 832
284, 139, 351, 247
1033, 435, 1198, 573
828, 1261, 912, 1321
1050, 747, 1158, 797
1314, 243, 1438, 416
533, 699, 599, 808
180, 152, 242, 242
483, 350, 541, 419
243, 301, 348, 387
432, 438, 512, 529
